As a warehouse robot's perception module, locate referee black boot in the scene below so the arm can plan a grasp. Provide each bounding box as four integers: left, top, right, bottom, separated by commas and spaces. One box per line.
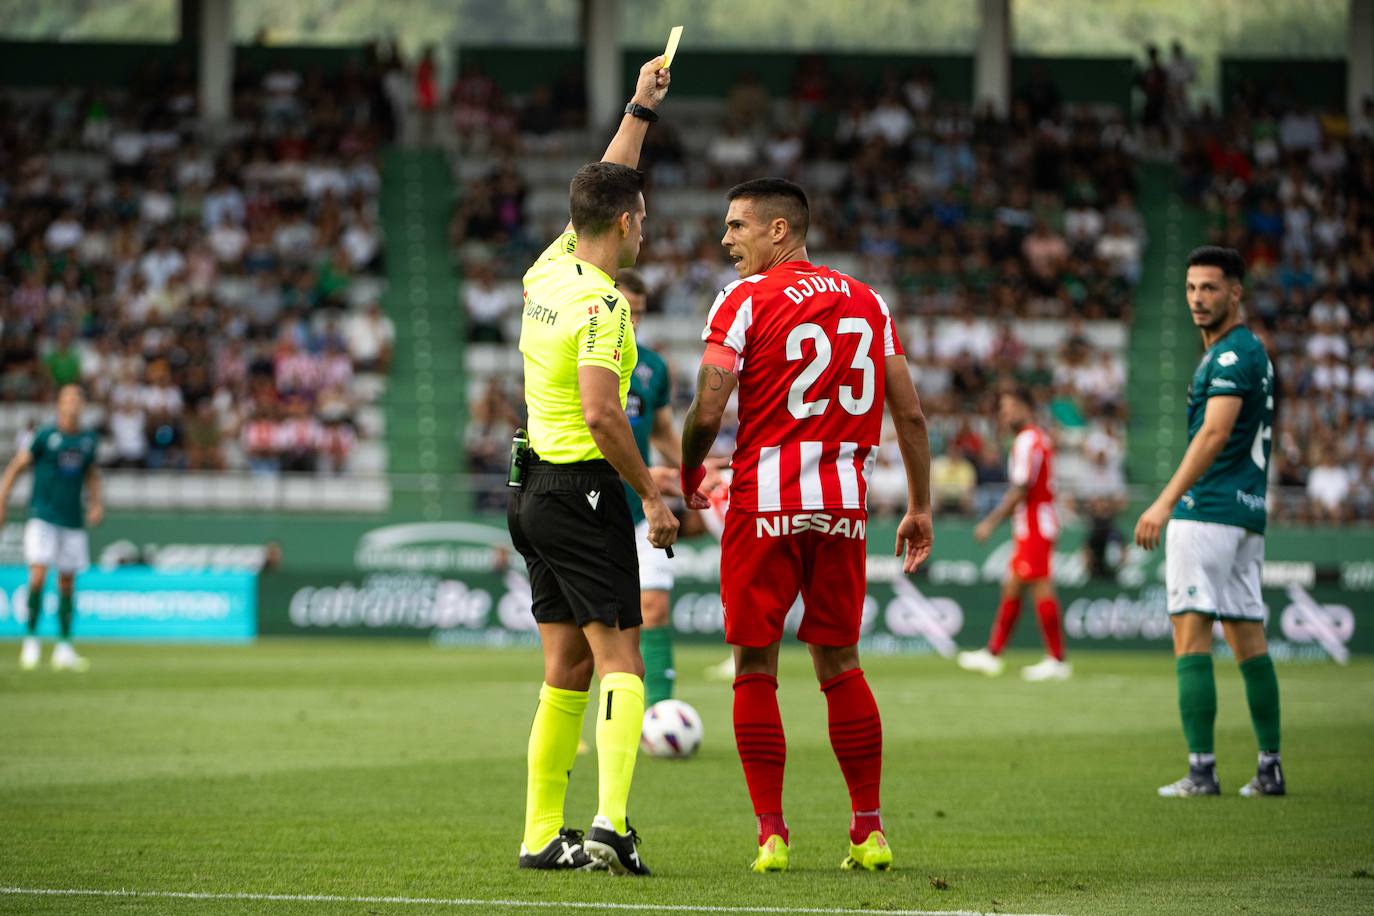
518, 827, 606, 871
585, 816, 652, 876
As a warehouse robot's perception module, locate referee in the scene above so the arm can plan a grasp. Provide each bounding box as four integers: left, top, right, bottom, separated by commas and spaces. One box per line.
511, 56, 676, 876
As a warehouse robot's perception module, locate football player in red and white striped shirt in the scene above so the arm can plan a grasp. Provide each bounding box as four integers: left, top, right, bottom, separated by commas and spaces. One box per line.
958, 387, 1071, 681
680, 178, 933, 874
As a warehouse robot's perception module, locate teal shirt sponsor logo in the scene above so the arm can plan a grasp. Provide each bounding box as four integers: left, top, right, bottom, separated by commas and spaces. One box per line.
623, 345, 672, 525
28, 425, 98, 529
1171, 326, 1272, 534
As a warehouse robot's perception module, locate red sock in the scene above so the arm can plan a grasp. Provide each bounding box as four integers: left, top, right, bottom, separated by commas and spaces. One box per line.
820, 668, 883, 844
987, 597, 1021, 655
1035, 598, 1065, 661
733, 673, 787, 845
757, 813, 788, 845
851, 809, 883, 844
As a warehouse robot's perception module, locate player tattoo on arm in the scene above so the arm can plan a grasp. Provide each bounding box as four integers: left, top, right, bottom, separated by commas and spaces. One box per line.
681, 364, 737, 469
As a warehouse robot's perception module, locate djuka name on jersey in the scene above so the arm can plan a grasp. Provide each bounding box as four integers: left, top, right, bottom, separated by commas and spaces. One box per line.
782, 275, 852, 303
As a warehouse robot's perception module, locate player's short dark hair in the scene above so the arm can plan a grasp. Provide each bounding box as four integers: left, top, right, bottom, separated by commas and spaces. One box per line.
727, 177, 810, 240
569, 162, 645, 237
1187, 246, 1246, 282
1003, 385, 1036, 410
616, 268, 648, 297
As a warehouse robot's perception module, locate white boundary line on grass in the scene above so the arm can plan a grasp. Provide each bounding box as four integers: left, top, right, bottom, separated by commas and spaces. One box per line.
0, 886, 1064, 916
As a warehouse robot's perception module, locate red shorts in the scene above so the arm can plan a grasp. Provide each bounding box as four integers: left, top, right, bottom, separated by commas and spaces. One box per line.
719, 509, 868, 648
1011, 534, 1054, 581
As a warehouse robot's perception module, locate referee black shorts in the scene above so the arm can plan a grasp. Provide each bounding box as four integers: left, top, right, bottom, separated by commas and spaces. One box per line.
507, 458, 642, 630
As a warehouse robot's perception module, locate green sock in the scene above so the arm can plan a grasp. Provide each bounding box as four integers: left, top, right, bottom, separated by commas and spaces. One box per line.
595, 671, 645, 834
641, 626, 675, 706
523, 683, 590, 853
26, 586, 43, 634
58, 592, 74, 640
1239, 653, 1281, 754
1176, 653, 1216, 755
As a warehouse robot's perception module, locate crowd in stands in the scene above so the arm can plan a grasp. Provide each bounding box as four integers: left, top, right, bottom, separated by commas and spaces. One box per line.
0, 46, 398, 475
452, 56, 1138, 522
1179, 82, 1374, 522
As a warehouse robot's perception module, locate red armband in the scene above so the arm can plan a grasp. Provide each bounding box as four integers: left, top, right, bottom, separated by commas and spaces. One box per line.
701, 342, 739, 372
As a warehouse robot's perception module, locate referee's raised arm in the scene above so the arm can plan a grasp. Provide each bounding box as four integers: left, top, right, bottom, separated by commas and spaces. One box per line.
601, 57, 671, 168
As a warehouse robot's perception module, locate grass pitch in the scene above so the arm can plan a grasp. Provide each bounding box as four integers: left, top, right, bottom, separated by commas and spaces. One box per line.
1, 641, 1372, 915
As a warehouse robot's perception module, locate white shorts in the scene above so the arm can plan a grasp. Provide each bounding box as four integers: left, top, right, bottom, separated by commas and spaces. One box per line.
24, 518, 90, 574
635, 518, 674, 593
1165, 519, 1265, 621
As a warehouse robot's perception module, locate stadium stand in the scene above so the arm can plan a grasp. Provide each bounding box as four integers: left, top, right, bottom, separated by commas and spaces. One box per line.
451, 61, 1138, 518
0, 54, 400, 509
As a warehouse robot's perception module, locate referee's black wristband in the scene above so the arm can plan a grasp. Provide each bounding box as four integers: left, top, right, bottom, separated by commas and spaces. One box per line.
624, 102, 659, 123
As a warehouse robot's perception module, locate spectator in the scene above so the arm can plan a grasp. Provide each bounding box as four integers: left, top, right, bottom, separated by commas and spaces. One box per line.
343, 302, 395, 373
1307, 444, 1352, 523
107, 393, 148, 468
183, 397, 226, 470
931, 442, 977, 516
42, 328, 82, 390
242, 406, 281, 475
463, 261, 513, 343
1083, 497, 1127, 579
1165, 41, 1196, 124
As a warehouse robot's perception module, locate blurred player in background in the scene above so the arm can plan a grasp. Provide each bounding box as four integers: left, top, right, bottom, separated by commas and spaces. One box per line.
958, 387, 1071, 681
509, 56, 674, 875
0, 384, 102, 672
681, 178, 933, 874
1134, 246, 1283, 799
616, 268, 682, 708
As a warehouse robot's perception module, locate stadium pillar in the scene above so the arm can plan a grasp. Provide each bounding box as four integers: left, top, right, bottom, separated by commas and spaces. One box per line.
197, 0, 234, 141
974, 0, 1011, 117
582, 0, 621, 132
1352, 0, 1374, 121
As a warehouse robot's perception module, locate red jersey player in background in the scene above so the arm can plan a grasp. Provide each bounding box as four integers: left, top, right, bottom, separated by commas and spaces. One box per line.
680, 178, 933, 874
958, 387, 1072, 681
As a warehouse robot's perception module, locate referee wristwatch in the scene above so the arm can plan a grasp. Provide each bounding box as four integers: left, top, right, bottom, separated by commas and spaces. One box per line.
624, 102, 659, 123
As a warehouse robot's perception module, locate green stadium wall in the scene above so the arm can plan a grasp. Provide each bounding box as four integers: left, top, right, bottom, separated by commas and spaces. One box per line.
1219, 57, 1346, 113
456, 46, 1134, 110
0, 40, 368, 87
6, 515, 1363, 658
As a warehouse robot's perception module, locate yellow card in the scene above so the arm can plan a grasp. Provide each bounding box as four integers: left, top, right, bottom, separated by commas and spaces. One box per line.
663, 25, 683, 69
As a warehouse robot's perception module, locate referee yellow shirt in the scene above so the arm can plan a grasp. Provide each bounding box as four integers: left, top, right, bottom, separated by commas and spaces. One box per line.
519, 231, 638, 463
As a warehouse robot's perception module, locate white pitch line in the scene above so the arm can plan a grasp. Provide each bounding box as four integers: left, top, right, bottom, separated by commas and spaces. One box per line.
0, 886, 1063, 916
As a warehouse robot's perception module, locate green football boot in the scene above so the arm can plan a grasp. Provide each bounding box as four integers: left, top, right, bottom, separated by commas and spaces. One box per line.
750, 834, 790, 873
841, 830, 893, 871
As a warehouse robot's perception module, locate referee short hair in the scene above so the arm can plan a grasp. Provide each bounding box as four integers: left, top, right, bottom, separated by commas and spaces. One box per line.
569, 162, 645, 237
1187, 246, 1245, 282
727, 177, 810, 240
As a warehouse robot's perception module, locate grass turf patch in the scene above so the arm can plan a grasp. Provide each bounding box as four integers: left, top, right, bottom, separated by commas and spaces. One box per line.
1, 640, 1371, 915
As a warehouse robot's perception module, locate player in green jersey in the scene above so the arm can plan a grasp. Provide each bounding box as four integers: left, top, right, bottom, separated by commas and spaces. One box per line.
615, 268, 683, 708
0, 384, 103, 672
1134, 247, 1283, 799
